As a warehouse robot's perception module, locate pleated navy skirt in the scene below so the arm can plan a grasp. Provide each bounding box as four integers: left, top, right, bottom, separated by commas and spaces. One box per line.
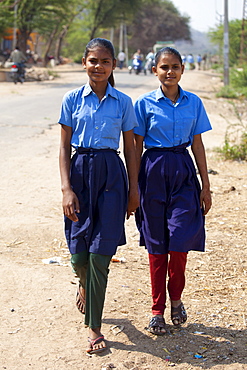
136, 144, 205, 254
65, 149, 128, 256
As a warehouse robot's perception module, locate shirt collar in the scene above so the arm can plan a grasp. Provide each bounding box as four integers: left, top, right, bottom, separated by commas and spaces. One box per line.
155, 85, 188, 102
83, 82, 118, 100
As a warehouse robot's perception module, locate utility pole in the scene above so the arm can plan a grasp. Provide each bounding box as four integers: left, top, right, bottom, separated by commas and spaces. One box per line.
13, 3, 18, 48
124, 24, 128, 67
240, 0, 247, 65
110, 28, 114, 44
119, 22, 123, 53
223, 0, 229, 85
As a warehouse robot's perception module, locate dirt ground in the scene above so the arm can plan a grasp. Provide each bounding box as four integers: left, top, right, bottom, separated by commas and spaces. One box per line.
0, 65, 247, 370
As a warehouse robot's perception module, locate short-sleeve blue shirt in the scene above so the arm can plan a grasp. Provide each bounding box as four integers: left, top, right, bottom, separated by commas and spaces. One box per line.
58, 82, 138, 149
134, 86, 212, 148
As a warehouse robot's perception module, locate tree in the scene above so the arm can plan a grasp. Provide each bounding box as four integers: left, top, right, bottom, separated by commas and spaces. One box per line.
0, 0, 22, 40
0, 0, 75, 54
127, 0, 191, 54
209, 19, 245, 67
84, 0, 142, 40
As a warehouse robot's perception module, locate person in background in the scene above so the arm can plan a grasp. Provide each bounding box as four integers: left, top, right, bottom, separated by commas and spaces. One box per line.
197, 54, 202, 70
134, 47, 212, 335
58, 38, 139, 354
202, 54, 207, 70
117, 50, 126, 69
181, 54, 186, 65
187, 53, 195, 70
9, 46, 27, 65
145, 49, 155, 74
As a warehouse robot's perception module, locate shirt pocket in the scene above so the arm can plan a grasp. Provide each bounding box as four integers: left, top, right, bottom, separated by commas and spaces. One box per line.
181, 117, 196, 141
101, 116, 122, 139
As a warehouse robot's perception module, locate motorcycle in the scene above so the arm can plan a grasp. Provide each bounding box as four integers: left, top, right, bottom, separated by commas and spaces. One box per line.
10, 62, 25, 84
128, 56, 146, 75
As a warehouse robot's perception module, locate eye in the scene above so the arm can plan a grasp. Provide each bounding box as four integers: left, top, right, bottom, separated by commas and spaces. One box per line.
88, 58, 97, 64
160, 65, 169, 70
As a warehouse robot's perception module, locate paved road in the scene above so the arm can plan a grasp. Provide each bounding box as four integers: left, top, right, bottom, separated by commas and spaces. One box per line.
0, 68, 159, 144
0, 66, 223, 149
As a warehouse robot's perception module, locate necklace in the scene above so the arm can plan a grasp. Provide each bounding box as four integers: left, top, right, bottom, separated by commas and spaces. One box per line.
170, 91, 179, 104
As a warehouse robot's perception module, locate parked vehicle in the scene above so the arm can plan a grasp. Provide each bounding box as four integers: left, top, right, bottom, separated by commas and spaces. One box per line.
10, 62, 25, 84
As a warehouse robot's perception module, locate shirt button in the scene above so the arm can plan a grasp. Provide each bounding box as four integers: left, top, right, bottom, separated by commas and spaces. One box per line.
95, 126, 99, 129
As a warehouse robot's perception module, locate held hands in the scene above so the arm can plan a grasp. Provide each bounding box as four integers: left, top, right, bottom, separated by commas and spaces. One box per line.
126, 189, 140, 220
62, 189, 80, 222
200, 188, 212, 216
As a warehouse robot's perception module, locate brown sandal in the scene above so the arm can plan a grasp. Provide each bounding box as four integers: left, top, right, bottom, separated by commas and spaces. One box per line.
148, 316, 167, 335
76, 283, 85, 314
171, 302, 187, 326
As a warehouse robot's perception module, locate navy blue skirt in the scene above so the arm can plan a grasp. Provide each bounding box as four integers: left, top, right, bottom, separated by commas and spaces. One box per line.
65, 149, 128, 256
136, 144, 205, 254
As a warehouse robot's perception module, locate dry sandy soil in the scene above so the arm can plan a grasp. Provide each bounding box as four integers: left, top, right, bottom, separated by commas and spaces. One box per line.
0, 65, 247, 370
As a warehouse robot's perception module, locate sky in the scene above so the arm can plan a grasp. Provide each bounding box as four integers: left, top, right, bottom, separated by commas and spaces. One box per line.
172, 0, 244, 32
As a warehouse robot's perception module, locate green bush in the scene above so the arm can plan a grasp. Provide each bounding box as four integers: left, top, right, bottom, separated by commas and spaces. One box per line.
230, 66, 247, 88
219, 133, 247, 161
216, 86, 238, 99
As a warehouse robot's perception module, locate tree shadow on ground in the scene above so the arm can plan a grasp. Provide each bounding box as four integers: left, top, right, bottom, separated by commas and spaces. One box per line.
101, 318, 247, 368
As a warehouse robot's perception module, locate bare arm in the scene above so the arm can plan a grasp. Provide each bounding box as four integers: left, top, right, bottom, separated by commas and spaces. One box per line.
123, 130, 140, 219
59, 124, 80, 222
134, 133, 144, 173
191, 134, 212, 215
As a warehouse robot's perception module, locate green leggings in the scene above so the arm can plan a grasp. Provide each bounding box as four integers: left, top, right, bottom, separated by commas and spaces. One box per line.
71, 251, 112, 329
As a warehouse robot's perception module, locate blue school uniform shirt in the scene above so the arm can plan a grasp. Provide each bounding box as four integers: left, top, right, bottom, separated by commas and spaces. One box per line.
58, 82, 138, 149
134, 86, 212, 148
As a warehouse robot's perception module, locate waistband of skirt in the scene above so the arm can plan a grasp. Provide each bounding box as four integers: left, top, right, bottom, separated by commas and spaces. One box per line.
147, 142, 189, 153
76, 147, 118, 154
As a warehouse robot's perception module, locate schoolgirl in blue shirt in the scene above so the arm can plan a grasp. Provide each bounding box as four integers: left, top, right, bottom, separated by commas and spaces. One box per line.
59, 38, 139, 354
134, 47, 212, 335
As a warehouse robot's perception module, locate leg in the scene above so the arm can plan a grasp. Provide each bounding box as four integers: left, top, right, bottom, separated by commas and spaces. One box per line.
148, 253, 168, 335
71, 251, 88, 314
168, 251, 188, 325
85, 253, 112, 354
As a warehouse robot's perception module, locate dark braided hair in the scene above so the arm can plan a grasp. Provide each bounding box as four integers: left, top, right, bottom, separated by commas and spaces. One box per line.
154, 47, 182, 67
84, 38, 116, 87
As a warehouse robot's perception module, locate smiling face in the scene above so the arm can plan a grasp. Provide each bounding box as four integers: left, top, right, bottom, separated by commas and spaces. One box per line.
82, 46, 116, 86
152, 52, 184, 91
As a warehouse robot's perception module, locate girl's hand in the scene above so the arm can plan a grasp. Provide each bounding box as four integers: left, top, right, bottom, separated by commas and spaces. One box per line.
62, 189, 80, 222
200, 188, 212, 215
126, 190, 140, 219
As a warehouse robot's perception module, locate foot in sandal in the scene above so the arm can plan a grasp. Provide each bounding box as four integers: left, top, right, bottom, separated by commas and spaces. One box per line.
171, 300, 187, 326
148, 315, 167, 335
86, 328, 107, 355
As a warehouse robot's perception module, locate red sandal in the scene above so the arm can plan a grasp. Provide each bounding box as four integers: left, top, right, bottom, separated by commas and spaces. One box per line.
86, 335, 106, 354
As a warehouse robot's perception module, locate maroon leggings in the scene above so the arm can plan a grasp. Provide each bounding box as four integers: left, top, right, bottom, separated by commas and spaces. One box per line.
149, 251, 187, 316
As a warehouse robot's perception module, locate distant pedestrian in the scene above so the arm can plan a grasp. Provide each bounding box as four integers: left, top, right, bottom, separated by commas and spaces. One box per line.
202, 54, 207, 70
187, 54, 195, 70
181, 54, 186, 65
117, 50, 126, 69
9, 46, 27, 64
197, 54, 202, 70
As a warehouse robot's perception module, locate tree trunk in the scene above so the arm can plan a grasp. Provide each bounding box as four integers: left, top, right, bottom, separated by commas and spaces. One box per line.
43, 26, 59, 67
55, 25, 68, 63
18, 29, 29, 55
